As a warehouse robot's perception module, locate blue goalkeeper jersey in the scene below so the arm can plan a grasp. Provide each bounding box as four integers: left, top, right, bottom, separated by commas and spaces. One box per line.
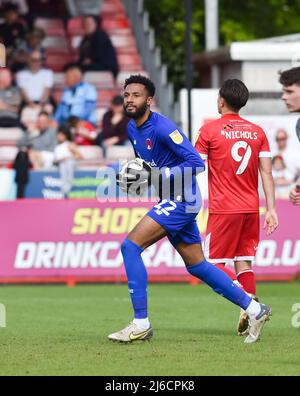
127, 111, 205, 203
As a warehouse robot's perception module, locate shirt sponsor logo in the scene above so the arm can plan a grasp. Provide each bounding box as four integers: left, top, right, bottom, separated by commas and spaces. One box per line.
169, 130, 183, 145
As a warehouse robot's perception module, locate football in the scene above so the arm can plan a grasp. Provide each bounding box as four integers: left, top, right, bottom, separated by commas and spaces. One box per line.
118, 158, 151, 194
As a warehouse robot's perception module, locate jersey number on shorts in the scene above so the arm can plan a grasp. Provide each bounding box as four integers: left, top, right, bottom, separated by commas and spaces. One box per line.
231, 141, 252, 175
154, 200, 177, 216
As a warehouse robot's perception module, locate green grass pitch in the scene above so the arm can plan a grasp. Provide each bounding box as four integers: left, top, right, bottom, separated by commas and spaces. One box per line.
0, 283, 300, 376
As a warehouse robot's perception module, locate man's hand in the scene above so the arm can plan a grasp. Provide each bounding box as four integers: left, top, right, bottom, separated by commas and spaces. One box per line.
264, 208, 279, 236
289, 185, 300, 205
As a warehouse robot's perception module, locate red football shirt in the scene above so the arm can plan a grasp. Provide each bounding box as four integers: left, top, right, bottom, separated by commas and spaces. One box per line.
195, 114, 271, 214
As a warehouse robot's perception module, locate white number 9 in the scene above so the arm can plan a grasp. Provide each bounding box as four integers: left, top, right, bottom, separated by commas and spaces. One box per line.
231, 141, 252, 175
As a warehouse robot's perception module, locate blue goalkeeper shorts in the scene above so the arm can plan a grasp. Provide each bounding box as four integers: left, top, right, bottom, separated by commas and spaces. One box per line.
147, 199, 202, 247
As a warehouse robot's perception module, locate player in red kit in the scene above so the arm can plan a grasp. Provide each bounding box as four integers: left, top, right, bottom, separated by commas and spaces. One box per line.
195, 79, 279, 336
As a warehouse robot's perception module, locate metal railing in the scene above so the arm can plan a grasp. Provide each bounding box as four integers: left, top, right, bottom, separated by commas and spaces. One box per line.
122, 0, 177, 121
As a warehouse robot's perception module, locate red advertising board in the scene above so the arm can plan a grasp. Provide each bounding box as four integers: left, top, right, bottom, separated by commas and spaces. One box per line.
0, 199, 299, 284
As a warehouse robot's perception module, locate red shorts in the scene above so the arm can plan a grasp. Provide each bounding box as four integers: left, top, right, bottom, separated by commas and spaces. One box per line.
204, 213, 259, 263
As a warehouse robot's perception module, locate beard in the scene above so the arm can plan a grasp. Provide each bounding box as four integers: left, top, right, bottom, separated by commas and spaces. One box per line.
124, 102, 148, 119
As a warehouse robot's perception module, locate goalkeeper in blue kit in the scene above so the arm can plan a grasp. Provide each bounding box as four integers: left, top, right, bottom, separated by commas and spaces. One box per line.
108, 75, 271, 344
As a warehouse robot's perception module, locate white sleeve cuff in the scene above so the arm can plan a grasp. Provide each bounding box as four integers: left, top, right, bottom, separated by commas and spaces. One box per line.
259, 152, 272, 158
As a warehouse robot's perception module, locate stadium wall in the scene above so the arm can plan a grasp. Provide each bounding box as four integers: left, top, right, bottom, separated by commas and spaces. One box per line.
0, 199, 299, 285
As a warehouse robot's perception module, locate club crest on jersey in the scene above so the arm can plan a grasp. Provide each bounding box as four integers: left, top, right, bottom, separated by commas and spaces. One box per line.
145, 138, 153, 150
169, 130, 183, 144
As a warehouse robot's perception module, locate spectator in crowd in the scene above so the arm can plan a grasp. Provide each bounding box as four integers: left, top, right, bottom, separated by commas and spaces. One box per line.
0, 3, 26, 64
0, 67, 22, 127
273, 128, 300, 180
17, 111, 56, 169
0, 0, 29, 17
272, 155, 294, 199
13, 27, 45, 72
13, 146, 30, 198
279, 66, 300, 204
78, 15, 119, 78
97, 95, 129, 154
54, 127, 82, 198
54, 64, 97, 127
67, 115, 97, 146
16, 50, 53, 113
65, 0, 102, 17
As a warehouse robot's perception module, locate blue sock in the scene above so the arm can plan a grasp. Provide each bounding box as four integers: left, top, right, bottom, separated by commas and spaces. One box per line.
187, 260, 252, 310
121, 239, 148, 319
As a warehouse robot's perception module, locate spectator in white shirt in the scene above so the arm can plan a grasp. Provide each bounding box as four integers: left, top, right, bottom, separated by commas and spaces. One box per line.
272, 128, 300, 181
54, 127, 82, 198
16, 50, 53, 112
272, 155, 294, 199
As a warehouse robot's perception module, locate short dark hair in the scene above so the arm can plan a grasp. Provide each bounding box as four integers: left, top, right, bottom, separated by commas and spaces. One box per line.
124, 75, 155, 97
279, 67, 300, 87
58, 127, 72, 142
219, 79, 249, 111
38, 111, 49, 117
112, 95, 124, 106
3, 3, 18, 14
83, 14, 100, 26
63, 63, 82, 73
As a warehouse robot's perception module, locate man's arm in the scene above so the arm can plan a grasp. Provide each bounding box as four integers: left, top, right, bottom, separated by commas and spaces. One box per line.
289, 176, 300, 205
259, 157, 279, 235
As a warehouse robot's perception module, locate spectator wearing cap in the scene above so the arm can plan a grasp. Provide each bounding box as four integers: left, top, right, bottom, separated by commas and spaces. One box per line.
54, 64, 97, 127
0, 67, 22, 127
97, 95, 130, 153
78, 15, 119, 78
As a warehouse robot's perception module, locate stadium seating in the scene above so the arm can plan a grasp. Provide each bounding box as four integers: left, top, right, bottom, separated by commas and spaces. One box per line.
0, 128, 23, 146
97, 90, 117, 107
69, 35, 82, 55
102, 0, 125, 14
117, 53, 143, 71
106, 145, 135, 162
43, 36, 70, 55
0, 146, 18, 164
77, 145, 105, 168
96, 107, 107, 127
45, 52, 71, 72
83, 72, 115, 90
53, 73, 65, 89
34, 18, 65, 36
102, 19, 130, 32
110, 35, 137, 54
67, 17, 84, 36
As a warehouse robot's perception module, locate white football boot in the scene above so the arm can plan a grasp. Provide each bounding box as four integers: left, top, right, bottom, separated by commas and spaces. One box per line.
108, 322, 153, 343
244, 303, 272, 344
238, 295, 259, 336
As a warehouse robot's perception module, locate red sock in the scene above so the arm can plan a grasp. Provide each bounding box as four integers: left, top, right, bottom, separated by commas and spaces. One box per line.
215, 263, 237, 281
237, 270, 256, 295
